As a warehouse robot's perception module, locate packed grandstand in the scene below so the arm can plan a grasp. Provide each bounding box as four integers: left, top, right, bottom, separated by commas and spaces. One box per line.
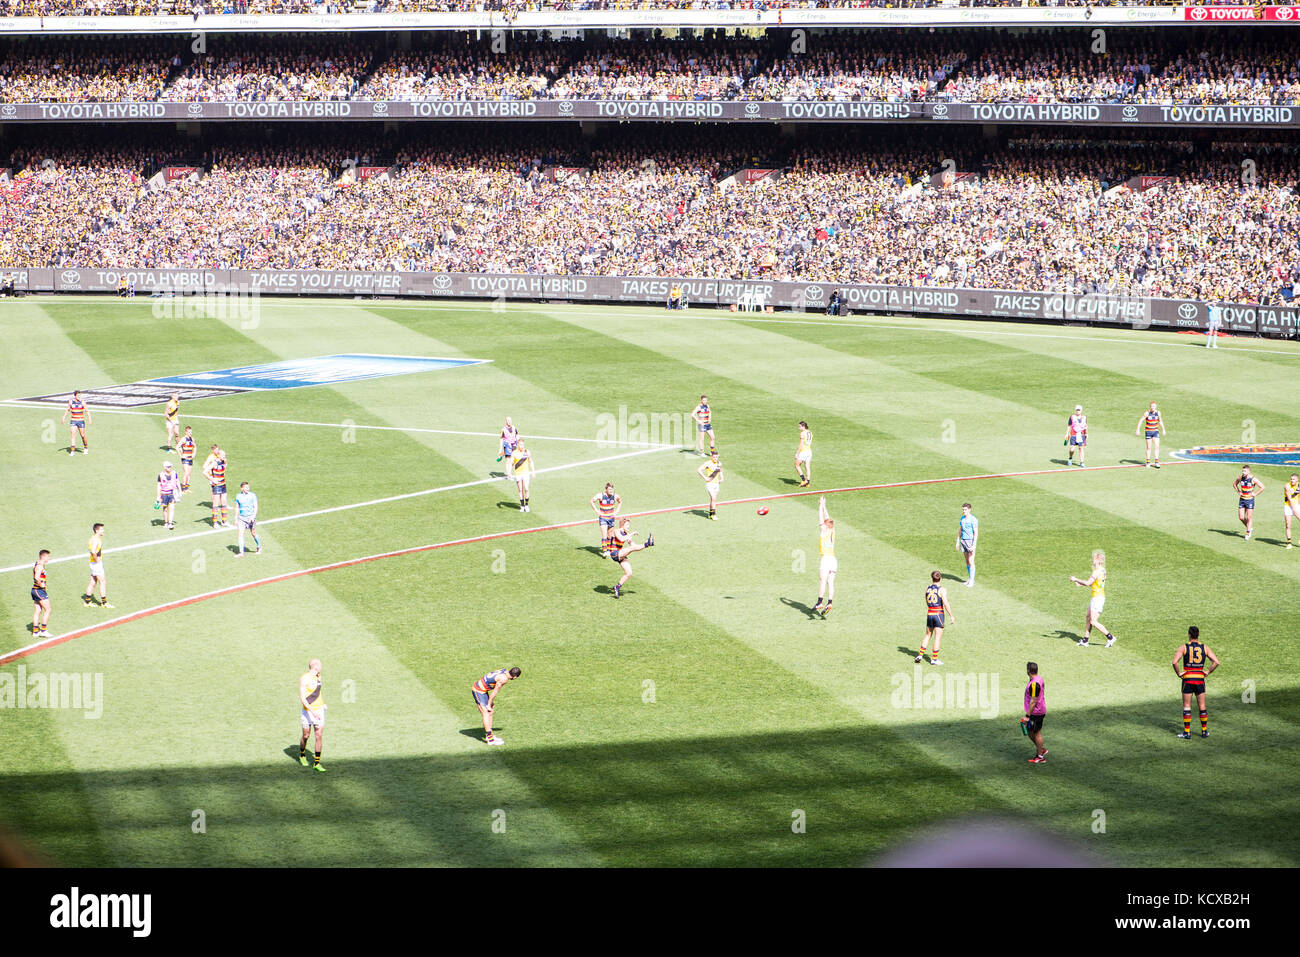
0, 17, 1297, 320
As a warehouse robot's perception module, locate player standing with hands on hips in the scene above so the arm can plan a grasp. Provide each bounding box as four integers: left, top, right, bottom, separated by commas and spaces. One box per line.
1173, 626, 1218, 738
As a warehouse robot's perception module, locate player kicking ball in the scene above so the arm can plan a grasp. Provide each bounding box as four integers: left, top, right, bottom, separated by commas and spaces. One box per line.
1070, 549, 1116, 647
610, 517, 655, 598
812, 496, 836, 617
472, 666, 521, 746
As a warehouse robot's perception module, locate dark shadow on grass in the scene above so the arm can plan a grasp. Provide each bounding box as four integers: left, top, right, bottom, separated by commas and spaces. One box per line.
1049, 458, 1069, 466
779, 477, 802, 486
779, 597, 821, 619
458, 728, 501, 741
592, 584, 616, 595
939, 573, 965, 583
1257, 538, 1287, 547
686, 509, 712, 519
1044, 629, 1084, 643
576, 546, 605, 557
5, 689, 1298, 867
497, 501, 522, 510
488, 471, 505, 479
1118, 459, 1148, 466
1209, 528, 1245, 539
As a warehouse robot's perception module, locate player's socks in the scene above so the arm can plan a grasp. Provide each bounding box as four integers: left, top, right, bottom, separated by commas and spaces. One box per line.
82, 593, 94, 606
101, 598, 112, 608
613, 583, 621, 599
221, 507, 229, 523
1183, 710, 1192, 734
1200, 710, 1207, 734
313, 752, 325, 772
813, 598, 822, 610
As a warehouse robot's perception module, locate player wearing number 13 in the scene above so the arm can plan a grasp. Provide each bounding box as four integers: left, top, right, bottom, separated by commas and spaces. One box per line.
1173, 626, 1219, 739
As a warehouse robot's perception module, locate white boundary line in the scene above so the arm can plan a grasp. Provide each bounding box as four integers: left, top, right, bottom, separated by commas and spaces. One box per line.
0, 444, 675, 575
0, 403, 678, 448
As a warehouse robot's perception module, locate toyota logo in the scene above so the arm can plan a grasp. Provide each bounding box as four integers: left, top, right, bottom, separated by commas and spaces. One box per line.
1122, 106, 1138, 120
557, 101, 574, 116
187, 103, 204, 116
372, 101, 389, 116
1277, 6, 1294, 18
61, 270, 80, 285
804, 285, 824, 302
1178, 303, 1198, 320
1, 104, 14, 117
744, 102, 761, 117
432, 274, 453, 290
932, 103, 948, 118
1189, 7, 1207, 19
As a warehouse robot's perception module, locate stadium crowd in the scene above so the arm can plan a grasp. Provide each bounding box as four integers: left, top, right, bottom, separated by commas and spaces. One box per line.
3, 130, 1296, 304
0, 1, 1232, 17
2, 31, 1298, 105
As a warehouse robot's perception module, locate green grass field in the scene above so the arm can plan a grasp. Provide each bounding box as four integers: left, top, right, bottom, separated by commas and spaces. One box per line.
1, 296, 1297, 867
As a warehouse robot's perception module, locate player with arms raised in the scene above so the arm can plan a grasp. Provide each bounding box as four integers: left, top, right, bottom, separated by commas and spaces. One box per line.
1173, 626, 1219, 739
813, 496, 836, 617
472, 666, 521, 746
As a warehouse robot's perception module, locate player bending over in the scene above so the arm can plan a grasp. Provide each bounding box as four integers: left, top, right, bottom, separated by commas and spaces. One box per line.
472, 666, 521, 746
610, 517, 655, 599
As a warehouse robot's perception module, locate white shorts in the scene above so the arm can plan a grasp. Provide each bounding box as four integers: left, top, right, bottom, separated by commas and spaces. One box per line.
705, 481, 720, 498
301, 707, 325, 730
796, 450, 812, 465
820, 555, 838, 576
1089, 597, 1105, 618
1285, 504, 1297, 519
89, 561, 105, 579
237, 515, 256, 530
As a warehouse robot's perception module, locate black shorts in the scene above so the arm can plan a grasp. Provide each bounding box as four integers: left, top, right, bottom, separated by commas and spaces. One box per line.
926, 614, 945, 630
1026, 714, 1044, 733
1182, 680, 1206, 696
610, 551, 625, 563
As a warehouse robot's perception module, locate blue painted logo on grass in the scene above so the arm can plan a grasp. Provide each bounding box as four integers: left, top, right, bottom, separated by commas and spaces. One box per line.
146, 354, 488, 391
1172, 444, 1300, 467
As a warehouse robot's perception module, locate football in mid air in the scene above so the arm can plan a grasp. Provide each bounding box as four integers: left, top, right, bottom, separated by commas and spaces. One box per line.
757, 507, 769, 515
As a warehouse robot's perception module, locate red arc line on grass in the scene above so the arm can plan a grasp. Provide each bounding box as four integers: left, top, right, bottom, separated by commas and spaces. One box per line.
1, 461, 1188, 667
